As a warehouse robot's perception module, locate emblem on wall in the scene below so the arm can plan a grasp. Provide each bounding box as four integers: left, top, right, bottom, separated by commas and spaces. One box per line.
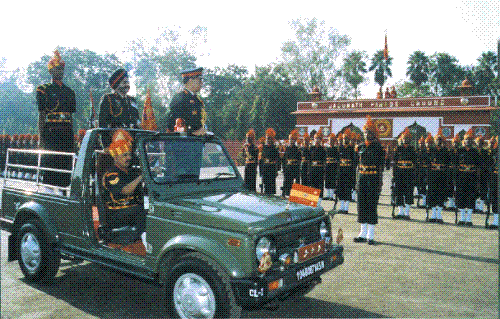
475, 127, 486, 136
373, 119, 393, 138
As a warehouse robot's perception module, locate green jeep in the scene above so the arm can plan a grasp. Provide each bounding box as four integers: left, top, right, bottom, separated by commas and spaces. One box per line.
1, 129, 344, 318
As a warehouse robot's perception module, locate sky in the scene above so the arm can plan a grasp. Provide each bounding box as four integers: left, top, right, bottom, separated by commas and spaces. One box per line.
1, 0, 499, 98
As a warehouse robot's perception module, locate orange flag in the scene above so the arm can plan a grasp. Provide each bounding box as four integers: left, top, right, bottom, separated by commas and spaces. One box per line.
289, 183, 321, 207
141, 88, 158, 131
383, 33, 389, 60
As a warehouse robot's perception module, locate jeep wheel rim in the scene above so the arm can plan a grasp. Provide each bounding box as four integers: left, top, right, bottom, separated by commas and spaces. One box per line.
20, 232, 41, 274
174, 273, 216, 318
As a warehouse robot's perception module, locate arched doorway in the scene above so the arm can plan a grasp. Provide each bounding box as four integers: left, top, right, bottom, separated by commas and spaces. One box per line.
397, 121, 427, 147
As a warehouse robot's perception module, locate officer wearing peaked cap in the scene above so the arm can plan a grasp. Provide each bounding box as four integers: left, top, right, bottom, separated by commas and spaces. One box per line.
166, 67, 207, 135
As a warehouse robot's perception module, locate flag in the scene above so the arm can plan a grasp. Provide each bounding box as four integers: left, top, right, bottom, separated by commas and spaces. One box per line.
336, 228, 344, 244
383, 33, 389, 61
89, 90, 96, 128
141, 89, 158, 131
289, 183, 321, 207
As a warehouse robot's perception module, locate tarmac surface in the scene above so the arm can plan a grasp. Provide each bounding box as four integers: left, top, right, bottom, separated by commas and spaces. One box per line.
1, 169, 499, 318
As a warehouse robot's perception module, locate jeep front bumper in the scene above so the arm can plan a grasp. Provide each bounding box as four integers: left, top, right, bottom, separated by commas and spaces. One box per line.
230, 245, 344, 308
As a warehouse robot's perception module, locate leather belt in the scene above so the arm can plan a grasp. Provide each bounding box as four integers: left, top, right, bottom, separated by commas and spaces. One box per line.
264, 159, 276, 164
397, 161, 414, 169
311, 161, 323, 166
431, 163, 446, 170
287, 159, 299, 165
459, 164, 476, 172
46, 112, 71, 123
246, 160, 256, 164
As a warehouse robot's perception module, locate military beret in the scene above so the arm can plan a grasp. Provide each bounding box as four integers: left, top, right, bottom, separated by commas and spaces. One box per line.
180, 67, 203, 78
109, 69, 128, 90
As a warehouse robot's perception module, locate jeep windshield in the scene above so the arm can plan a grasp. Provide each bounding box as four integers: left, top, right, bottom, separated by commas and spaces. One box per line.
145, 138, 237, 184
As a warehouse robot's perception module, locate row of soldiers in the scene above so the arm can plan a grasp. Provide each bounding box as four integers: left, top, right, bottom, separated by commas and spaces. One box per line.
241, 126, 499, 229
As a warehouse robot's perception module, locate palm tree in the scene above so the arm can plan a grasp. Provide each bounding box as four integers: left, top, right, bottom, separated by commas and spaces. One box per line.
474, 51, 497, 95
369, 50, 392, 89
406, 51, 430, 96
340, 50, 368, 99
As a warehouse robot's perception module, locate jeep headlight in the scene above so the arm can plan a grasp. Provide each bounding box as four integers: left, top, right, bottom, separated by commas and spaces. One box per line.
320, 221, 328, 239
256, 237, 274, 260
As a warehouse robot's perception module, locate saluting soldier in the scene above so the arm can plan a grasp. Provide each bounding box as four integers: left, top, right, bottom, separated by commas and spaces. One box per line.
310, 130, 326, 197
259, 128, 279, 195
166, 67, 207, 136
282, 130, 301, 197
242, 129, 259, 192
476, 136, 490, 213
354, 116, 385, 245
427, 129, 451, 223
337, 129, 356, 214
36, 50, 76, 187
324, 133, 339, 201
488, 136, 498, 229
393, 128, 417, 219
456, 128, 481, 226
99, 69, 140, 146
300, 132, 311, 186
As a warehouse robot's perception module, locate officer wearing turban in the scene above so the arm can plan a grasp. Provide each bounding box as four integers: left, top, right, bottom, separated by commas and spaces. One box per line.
427, 128, 451, 223
36, 50, 76, 187
336, 129, 356, 214
324, 133, 339, 201
282, 129, 301, 197
310, 130, 326, 197
476, 135, 490, 213
165, 67, 207, 135
354, 116, 384, 245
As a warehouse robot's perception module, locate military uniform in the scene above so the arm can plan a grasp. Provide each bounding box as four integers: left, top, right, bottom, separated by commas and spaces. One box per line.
309, 142, 326, 197
357, 141, 385, 225
324, 142, 339, 200
300, 143, 311, 186
260, 144, 279, 195
427, 145, 451, 222
102, 164, 146, 235
337, 143, 356, 201
282, 141, 301, 196
243, 142, 259, 192
166, 89, 206, 134
488, 143, 498, 228
456, 144, 480, 225
416, 144, 430, 206
478, 146, 491, 211
36, 80, 76, 187
393, 143, 417, 218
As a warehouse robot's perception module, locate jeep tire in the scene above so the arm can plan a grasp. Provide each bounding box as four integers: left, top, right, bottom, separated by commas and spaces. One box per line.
18, 219, 60, 282
164, 252, 242, 318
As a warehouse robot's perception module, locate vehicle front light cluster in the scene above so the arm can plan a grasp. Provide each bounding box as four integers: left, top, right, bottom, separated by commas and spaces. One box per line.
320, 221, 329, 239
255, 237, 275, 261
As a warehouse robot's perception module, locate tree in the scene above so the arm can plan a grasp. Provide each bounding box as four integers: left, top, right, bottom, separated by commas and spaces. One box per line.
224, 64, 307, 140
394, 80, 433, 98
406, 51, 430, 95
473, 51, 498, 96
0, 71, 35, 134
280, 18, 351, 98
339, 50, 368, 99
429, 53, 464, 96
369, 50, 392, 88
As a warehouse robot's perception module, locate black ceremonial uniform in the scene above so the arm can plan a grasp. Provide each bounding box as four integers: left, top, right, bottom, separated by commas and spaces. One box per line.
243, 143, 259, 192
36, 81, 76, 187
99, 93, 140, 130
310, 144, 326, 196
393, 144, 417, 206
324, 144, 339, 189
357, 141, 385, 224
260, 144, 279, 195
489, 146, 498, 215
102, 165, 146, 234
282, 143, 301, 196
166, 89, 206, 133
300, 146, 311, 186
428, 146, 451, 207
456, 147, 480, 209
478, 147, 491, 203
447, 146, 459, 203
337, 144, 356, 201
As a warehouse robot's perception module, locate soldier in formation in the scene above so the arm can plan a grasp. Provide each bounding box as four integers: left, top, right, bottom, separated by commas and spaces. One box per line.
323, 133, 339, 201
427, 129, 450, 223
282, 130, 301, 197
300, 132, 311, 187
310, 131, 326, 197
337, 130, 357, 214
259, 128, 279, 195
393, 128, 417, 219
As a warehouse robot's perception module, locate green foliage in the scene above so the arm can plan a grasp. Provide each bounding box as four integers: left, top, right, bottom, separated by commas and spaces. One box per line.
369, 50, 392, 88
339, 50, 368, 98
429, 53, 464, 96
0, 73, 36, 134
406, 51, 430, 91
280, 18, 351, 98
394, 80, 434, 98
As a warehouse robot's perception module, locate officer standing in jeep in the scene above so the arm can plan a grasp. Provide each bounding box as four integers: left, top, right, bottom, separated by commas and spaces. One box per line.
165, 67, 207, 135
36, 50, 76, 187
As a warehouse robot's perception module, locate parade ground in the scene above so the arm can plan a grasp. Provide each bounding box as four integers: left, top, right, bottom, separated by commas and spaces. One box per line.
1, 169, 498, 318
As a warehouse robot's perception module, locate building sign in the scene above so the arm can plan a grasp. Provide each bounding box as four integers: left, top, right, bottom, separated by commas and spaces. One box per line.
296, 96, 491, 111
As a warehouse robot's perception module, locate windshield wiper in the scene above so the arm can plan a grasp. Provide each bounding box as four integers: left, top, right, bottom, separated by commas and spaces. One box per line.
213, 172, 236, 180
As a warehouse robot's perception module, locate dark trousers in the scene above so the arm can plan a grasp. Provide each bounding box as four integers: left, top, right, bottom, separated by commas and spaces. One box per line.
337, 168, 354, 200
310, 166, 324, 197
108, 205, 147, 234
262, 164, 277, 195
428, 170, 448, 207
357, 174, 381, 224
41, 124, 74, 187
300, 163, 310, 186
394, 169, 414, 205
244, 163, 257, 192
283, 164, 300, 196
456, 172, 478, 209
491, 173, 498, 214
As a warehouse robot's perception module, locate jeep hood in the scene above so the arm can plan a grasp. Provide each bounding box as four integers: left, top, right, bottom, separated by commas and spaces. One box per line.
158, 191, 324, 234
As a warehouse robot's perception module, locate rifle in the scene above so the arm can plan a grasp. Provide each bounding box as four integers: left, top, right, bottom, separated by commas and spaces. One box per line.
425, 184, 430, 222
391, 177, 396, 218
454, 185, 458, 224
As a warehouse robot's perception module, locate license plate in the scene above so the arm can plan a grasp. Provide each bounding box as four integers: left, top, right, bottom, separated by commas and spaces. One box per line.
296, 260, 325, 281
297, 240, 325, 262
